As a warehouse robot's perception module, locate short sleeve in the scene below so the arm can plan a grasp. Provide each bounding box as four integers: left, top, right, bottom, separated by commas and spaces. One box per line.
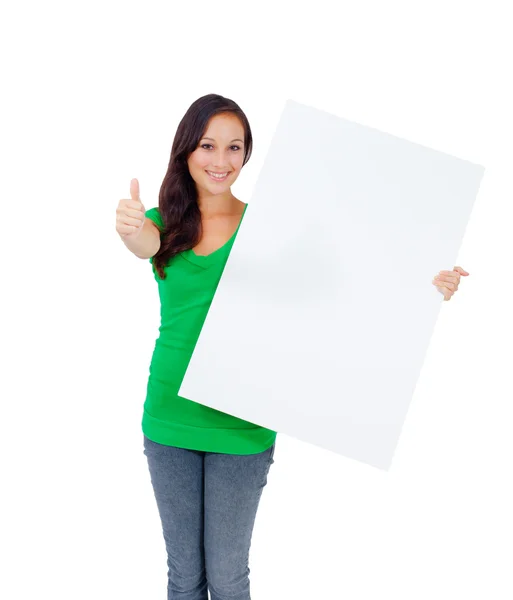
145, 207, 164, 231
145, 207, 163, 269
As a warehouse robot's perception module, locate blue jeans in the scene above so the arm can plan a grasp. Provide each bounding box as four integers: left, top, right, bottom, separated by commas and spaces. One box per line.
143, 435, 276, 600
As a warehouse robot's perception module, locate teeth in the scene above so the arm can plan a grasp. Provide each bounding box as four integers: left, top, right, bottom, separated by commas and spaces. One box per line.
207, 171, 228, 179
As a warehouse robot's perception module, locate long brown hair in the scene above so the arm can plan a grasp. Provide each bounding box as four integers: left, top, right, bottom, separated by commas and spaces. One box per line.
152, 93, 253, 280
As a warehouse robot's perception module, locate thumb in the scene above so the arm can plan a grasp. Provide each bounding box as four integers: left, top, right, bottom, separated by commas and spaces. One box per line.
130, 178, 141, 202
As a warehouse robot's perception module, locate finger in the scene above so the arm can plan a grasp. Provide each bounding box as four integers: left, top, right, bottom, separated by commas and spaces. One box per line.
453, 266, 469, 276
130, 178, 140, 202
433, 283, 450, 300
117, 210, 144, 226
118, 224, 139, 236
433, 283, 455, 297
121, 199, 143, 211
120, 207, 144, 220
434, 280, 456, 291
435, 274, 459, 283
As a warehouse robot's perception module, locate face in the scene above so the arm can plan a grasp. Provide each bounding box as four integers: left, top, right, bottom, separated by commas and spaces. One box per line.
187, 113, 245, 196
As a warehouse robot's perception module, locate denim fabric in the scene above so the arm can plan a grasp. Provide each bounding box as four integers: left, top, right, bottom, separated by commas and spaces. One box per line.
143, 435, 276, 600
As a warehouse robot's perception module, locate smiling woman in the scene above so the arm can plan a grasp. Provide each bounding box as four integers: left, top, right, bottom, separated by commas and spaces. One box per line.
118, 93, 276, 600
148, 94, 254, 281
187, 113, 246, 199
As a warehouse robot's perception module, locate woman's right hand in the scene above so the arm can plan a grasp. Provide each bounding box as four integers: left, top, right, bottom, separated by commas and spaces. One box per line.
116, 178, 146, 238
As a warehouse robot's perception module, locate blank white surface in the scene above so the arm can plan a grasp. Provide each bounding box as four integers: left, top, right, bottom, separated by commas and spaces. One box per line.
180, 99, 485, 470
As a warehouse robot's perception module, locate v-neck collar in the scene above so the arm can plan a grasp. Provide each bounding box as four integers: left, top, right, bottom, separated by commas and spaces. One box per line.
181, 203, 248, 269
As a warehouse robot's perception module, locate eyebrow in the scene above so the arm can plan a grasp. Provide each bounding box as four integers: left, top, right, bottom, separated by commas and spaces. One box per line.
201, 137, 244, 143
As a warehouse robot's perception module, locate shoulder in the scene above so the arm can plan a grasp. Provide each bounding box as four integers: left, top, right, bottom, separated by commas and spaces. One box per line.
145, 207, 164, 230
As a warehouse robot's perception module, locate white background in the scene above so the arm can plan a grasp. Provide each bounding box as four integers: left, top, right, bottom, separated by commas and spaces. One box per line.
1, 1, 511, 599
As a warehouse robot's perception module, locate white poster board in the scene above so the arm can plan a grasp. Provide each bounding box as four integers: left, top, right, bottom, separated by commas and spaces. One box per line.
179, 99, 485, 470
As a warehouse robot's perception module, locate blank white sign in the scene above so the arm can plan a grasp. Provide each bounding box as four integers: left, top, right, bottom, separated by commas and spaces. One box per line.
179, 99, 485, 470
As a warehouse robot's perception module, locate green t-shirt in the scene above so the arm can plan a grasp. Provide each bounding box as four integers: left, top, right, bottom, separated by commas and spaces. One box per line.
141, 204, 277, 455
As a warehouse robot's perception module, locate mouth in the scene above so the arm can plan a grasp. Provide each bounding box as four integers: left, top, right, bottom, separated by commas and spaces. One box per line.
205, 170, 230, 182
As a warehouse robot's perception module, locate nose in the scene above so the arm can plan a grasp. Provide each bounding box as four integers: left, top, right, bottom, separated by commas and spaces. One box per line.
211, 149, 230, 169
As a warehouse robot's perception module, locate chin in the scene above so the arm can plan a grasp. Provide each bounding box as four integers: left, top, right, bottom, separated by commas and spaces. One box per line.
206, 178, 232, 191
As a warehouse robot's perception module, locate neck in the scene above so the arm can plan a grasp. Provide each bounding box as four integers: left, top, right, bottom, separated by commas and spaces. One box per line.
196, 187, 239, 218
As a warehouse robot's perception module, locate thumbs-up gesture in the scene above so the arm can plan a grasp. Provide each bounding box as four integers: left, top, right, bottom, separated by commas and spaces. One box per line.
116, 178, 146, 238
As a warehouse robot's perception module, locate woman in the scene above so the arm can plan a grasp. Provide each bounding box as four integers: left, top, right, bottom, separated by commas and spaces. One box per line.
115, 93, 468, 600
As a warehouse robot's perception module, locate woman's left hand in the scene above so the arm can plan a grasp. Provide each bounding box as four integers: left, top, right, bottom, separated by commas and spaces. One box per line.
432, 266, 469, 301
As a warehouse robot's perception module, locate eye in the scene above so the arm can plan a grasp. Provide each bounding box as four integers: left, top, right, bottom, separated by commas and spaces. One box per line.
200, 144, 242, 151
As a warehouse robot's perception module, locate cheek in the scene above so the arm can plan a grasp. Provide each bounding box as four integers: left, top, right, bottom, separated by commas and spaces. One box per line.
231, 154, 244, 171
188, 151, 209, 172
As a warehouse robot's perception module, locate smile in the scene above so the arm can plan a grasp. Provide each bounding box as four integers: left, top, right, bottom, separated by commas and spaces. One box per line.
206, 170, 230, 181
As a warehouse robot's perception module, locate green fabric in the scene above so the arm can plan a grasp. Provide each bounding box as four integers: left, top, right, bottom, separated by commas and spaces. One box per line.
141, 204, 277, 454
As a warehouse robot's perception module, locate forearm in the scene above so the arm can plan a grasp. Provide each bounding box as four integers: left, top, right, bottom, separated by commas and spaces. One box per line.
121, 219, 161, 259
